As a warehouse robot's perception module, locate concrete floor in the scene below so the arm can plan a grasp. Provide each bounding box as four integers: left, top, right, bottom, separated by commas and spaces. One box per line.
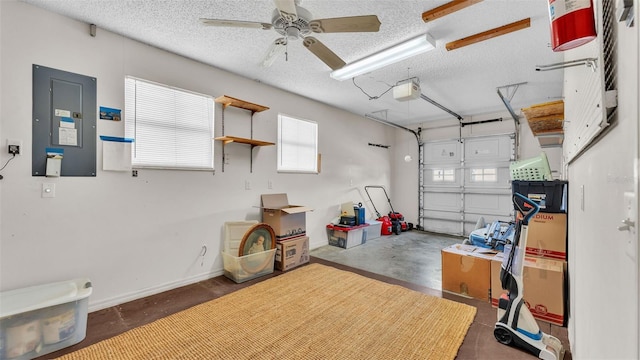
310, 229, 463, 291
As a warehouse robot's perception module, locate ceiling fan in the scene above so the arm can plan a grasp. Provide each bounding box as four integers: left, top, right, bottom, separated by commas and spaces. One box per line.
199, 0, 381, 70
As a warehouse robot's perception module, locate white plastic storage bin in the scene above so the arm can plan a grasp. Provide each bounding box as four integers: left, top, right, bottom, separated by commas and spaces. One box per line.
0, 278, 92, 360
365, 220, 383, 240
222, 249, 277, 283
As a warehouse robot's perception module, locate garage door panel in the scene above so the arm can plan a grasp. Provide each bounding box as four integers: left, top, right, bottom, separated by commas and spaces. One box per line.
423, 209, 461, 220
464, 193, 513, 216
464, 165, 511, 188
424, 140, 461, 164
422, 218, 463, 235
465, 136, 514, 162
423, 192, 460, 212
423, 167, 462, 187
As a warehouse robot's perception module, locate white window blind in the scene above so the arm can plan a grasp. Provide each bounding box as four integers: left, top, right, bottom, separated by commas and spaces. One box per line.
124, 77, 214, 170
277, 114, 318, 173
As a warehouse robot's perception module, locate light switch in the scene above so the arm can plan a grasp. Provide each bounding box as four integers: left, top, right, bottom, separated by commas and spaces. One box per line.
42, 183, 55, 198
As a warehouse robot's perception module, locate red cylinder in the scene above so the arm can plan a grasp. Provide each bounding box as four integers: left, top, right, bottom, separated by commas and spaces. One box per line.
378, 216, 393, 235
548, 0, 597, 52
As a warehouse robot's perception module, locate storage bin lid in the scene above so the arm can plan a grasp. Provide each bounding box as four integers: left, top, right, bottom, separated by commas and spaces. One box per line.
0, 278, 92, 318
223, 221, 259, 255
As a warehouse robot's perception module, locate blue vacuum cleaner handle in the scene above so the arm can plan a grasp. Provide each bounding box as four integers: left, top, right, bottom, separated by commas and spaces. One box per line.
513, 192, 540, 225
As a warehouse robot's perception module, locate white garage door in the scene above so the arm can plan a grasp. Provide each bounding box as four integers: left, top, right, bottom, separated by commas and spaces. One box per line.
421, 134, 515, 236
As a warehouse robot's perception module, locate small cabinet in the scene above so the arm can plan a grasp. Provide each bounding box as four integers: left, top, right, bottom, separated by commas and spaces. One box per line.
214, 95, 274, 172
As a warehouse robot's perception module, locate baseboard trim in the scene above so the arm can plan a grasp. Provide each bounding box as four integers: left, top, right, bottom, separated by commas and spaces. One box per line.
88, 269, 224, 312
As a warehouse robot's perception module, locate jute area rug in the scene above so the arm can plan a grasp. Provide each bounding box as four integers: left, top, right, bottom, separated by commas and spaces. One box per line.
58, 263, 476, 359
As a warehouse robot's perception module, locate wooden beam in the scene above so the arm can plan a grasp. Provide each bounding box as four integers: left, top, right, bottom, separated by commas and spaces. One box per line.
445, 18, 531, 51
422, 0, 483, 22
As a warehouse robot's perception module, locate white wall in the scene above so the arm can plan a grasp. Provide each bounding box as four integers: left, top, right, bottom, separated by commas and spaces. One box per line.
0, 1, 395, 310
565, 3, 639, 358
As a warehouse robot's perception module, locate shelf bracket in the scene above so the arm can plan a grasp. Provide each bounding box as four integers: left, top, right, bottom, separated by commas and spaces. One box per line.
535, 58, 597, 72
496, 82, 526, 125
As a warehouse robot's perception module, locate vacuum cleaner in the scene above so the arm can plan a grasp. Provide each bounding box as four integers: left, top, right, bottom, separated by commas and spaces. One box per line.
494, 193, 565, 360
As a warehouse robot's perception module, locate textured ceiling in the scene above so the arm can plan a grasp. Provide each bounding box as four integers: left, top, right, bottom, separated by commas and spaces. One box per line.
21, 0, 564, 126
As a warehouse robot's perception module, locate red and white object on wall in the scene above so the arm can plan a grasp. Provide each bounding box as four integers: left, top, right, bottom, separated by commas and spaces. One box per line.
548, 0, 597, 51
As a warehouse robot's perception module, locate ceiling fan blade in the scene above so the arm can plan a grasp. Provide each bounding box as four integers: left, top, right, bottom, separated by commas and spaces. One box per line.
261, 38, 287, 67
310, 15, 381, 33
303, 37, 346, 70
199, 18, 272, 30
274, 0, 298, 22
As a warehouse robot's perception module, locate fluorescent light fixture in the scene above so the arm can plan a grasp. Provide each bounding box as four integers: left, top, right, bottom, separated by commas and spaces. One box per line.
330, 33, 436, 81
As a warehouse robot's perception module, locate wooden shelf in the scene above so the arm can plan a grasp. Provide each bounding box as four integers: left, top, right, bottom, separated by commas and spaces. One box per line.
214, 95, 271, 173
522, 100, 564, 147
522, 100, 564, 136
214, 136, 274, 147
214, 95, 269, 113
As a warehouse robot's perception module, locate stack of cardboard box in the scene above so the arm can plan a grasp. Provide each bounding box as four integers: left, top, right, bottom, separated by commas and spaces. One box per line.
260, 194, 313, 272
442, 180, 568, 326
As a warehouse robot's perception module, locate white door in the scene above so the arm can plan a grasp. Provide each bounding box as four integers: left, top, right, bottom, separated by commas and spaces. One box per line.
421, 134, 515, 236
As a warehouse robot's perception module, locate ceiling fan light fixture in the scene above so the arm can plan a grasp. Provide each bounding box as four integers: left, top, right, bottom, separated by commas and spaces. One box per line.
286, 26, 300, 39
330, 33, 436, 81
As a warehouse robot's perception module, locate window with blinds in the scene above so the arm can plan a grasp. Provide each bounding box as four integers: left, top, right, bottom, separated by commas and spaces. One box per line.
277, 114, 318, 173
124, 77, 214, 170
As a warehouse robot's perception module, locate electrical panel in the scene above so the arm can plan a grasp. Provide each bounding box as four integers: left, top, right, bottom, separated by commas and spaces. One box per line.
32, 65, 97, 176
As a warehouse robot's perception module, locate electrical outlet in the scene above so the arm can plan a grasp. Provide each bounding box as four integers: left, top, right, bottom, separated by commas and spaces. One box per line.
7, 139, 22, 155
245, 180, 251, 190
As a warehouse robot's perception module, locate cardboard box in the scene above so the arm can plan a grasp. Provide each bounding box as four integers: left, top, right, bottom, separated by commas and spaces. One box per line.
518, 212, 567, 260
490, 253, 565, 326
261, 194, 313, 240
276, 236, 309, 271
441, 244, 497, 301
326, 224, 368, 249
